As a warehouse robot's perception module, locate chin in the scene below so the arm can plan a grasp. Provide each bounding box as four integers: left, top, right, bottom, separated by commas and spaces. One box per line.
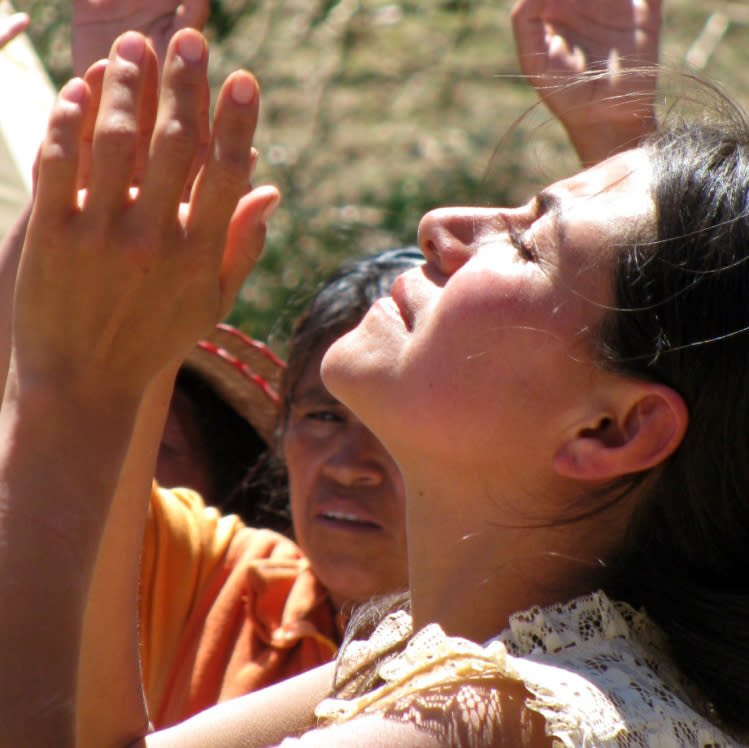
319, 331, 351, 396
322, 319, 405, 445
319, 326, 372, 403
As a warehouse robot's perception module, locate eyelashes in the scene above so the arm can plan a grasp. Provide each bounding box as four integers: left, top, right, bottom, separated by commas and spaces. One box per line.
508, 226, 537, 262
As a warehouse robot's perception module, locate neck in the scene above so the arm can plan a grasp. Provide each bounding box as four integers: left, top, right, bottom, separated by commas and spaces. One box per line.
402, 462, 607, 644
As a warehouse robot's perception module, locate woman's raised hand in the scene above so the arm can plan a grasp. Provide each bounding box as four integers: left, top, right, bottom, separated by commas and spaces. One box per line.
12, 28, 279, 405
73, 0, 208, 74
512, 0, 661, 165
0, 11, 29, 49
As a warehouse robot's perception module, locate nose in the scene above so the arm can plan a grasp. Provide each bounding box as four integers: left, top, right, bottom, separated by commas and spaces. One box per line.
417, 207, 498, 276
321, 424, 387, 487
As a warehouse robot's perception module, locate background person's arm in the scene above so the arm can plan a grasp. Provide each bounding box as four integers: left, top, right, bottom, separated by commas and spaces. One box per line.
512, 0, 661, 166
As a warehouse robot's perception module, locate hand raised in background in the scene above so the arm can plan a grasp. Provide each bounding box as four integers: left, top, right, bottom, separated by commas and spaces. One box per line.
73, 0, 208, 75
0, 11, 28, 49
512, 0, 661, 165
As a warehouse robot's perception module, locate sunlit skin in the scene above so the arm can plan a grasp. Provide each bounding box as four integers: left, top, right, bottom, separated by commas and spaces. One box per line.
284, 347, 408, 614
322, 149, 657, 642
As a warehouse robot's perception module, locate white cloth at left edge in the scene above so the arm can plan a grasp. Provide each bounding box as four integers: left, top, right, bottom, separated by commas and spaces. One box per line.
299, 591, 743, 747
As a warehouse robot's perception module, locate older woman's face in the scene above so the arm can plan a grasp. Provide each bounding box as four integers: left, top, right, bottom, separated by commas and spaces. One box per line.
322, 149, 654, 479
283, 346, 408, 611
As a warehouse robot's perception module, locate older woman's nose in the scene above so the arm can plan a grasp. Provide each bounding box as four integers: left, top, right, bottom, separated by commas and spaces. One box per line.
321, 425, 386, 487
417, 207, 496, 276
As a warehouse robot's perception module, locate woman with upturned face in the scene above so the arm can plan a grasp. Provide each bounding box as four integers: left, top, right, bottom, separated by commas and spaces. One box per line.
0, 0, 661, 732
2, 11, 749, 745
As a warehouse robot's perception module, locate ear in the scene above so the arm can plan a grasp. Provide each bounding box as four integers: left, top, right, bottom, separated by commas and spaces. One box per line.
553, 384, 688, 482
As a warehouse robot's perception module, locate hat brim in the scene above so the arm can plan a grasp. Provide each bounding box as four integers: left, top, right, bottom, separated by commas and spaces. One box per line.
183, 324, 285, 445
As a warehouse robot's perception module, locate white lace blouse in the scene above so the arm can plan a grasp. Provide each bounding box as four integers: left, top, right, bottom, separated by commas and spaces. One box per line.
308, 591, 742, 747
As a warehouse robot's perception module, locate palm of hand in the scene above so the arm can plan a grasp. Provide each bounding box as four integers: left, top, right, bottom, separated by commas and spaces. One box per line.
513, 0, 661, 127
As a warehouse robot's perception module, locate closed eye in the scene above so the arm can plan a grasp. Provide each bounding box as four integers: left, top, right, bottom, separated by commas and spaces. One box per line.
508, 226, 537, 262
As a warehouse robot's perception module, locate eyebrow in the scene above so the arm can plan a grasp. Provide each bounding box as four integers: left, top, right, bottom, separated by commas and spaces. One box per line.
533, 189, 566, 251
292, 386, 339, 406
535, 189, 562, 218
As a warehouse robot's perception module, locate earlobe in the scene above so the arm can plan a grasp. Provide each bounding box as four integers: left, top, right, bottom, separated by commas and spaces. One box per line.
553, 385, 688, 482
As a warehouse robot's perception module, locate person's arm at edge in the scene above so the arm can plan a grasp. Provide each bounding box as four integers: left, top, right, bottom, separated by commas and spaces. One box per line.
0, 200, 31, 398
0, 25, 277, 746
0, 361, 147, 747
136, 662, 334, 748
0, 203, 172, 748
0, 68, 178, 748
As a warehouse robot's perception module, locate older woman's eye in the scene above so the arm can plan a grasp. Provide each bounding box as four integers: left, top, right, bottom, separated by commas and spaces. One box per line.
509, 228, 536, 262
306, 408, 344, 424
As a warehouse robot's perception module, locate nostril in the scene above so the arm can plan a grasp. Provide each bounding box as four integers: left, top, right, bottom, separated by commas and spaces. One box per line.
418, 207, 485, 275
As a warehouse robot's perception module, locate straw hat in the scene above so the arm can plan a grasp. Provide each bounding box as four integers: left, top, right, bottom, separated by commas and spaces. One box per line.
183, 324, 285, 445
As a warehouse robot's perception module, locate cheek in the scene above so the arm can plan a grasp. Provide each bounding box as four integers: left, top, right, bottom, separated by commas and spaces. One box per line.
413, 275, 543, 384
282, 431, 313, 506
283, 425, 337, 512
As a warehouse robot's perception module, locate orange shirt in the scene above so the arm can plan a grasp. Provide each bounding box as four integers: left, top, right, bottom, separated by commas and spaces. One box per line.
139, 484, 338, 728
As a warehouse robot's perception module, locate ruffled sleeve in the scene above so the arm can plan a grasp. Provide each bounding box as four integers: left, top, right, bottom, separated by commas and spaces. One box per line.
315, 592, 739, 747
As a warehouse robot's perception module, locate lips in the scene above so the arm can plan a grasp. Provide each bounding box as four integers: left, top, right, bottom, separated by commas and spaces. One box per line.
314, 497, 385, 532
318, 511, 382, 531
390, 275, 414, 330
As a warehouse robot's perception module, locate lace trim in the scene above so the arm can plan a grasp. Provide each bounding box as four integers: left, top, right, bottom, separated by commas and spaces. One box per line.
316, 592, 740, 747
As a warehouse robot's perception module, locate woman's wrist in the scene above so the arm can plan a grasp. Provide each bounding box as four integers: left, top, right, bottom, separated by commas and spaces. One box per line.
566, 113, 657, 167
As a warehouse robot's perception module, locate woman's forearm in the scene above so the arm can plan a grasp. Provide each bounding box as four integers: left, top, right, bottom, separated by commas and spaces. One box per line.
0, 380, 146, 747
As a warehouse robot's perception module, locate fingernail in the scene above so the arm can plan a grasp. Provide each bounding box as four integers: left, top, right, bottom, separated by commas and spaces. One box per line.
177, 33, 205, 64
231, 75, 256, 105
261, 193, 280, 222
88, 58, 108, 74
118, 32, 145, 64
61, 78, 86, 105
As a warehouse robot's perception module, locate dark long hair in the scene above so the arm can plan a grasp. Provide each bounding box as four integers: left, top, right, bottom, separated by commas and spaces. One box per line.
598, 102, 749, 733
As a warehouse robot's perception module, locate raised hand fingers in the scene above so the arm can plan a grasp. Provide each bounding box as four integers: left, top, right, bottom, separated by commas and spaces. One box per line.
187, 71, 260, 247
33, 78, 91, 226
218, 184, 280, 319
85, 33, 158, 216
0, 12, 29, 49
76, 59, 106, 190
135, 30, 210, 224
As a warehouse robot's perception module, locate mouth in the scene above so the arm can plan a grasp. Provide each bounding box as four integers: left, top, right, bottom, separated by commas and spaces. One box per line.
316, 508, 384, 533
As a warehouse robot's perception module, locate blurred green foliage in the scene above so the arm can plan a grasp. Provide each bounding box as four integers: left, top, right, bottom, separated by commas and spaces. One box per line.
15, 0, 747, 356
